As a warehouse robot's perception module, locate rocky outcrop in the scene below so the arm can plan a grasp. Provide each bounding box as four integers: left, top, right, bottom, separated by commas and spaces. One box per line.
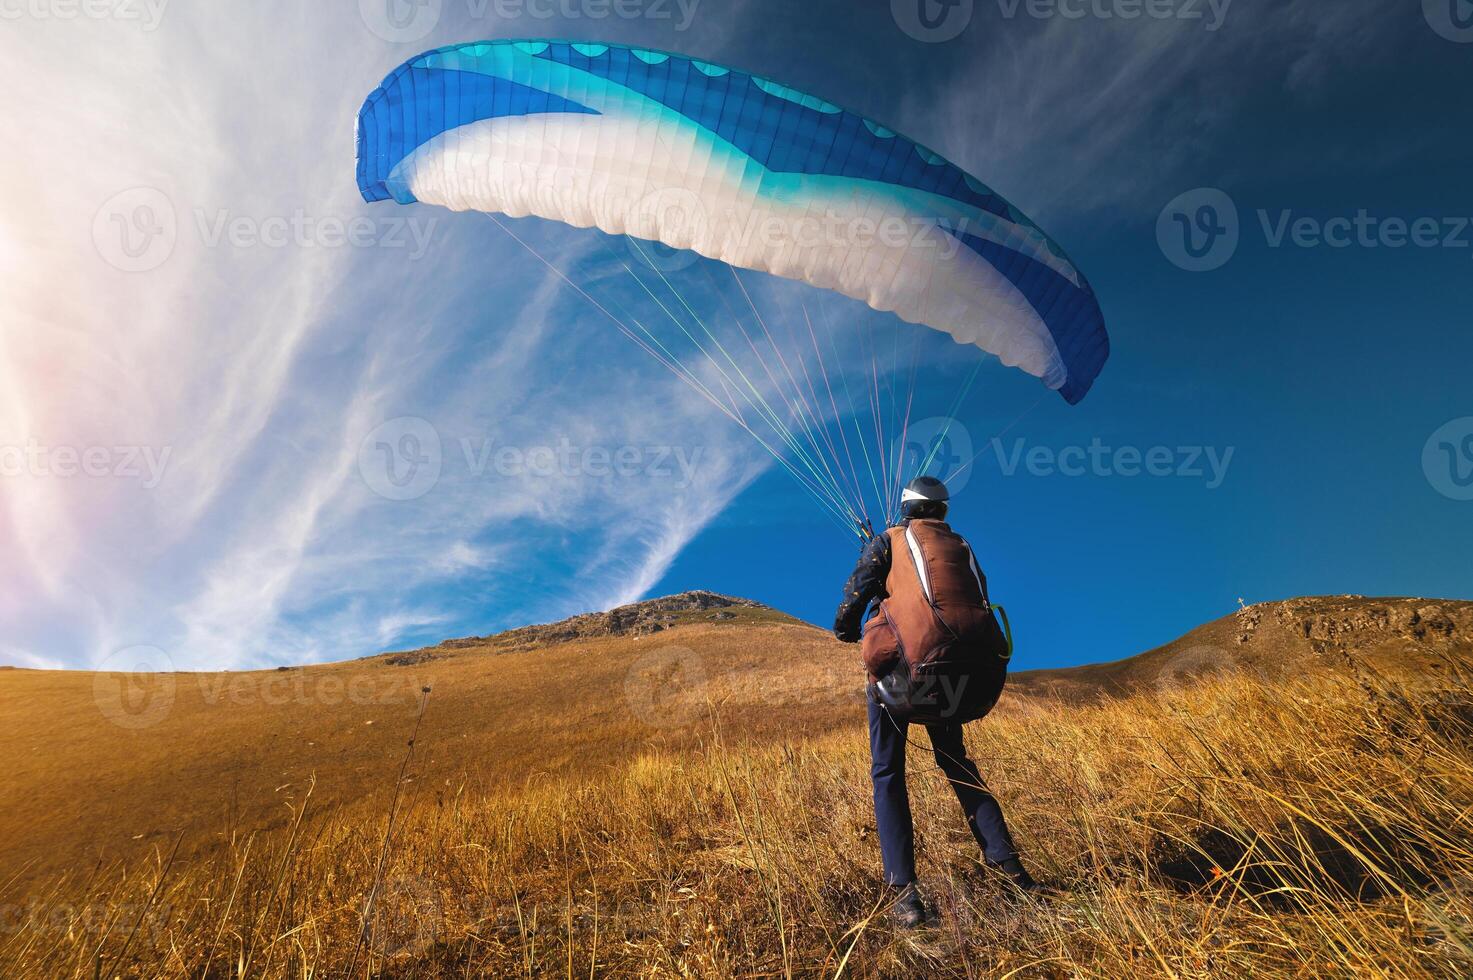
436, 591, 768, 652
1245, 597, 1470, 655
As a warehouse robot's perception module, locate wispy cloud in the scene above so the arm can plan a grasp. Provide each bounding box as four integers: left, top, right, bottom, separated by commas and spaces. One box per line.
0, 9, 779, 670
902, 0, 1408, 220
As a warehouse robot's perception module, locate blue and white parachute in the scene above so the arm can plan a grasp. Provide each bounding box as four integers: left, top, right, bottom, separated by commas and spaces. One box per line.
356, 40, 1108, 404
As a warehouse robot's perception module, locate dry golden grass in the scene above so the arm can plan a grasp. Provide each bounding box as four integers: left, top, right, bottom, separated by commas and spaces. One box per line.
0, 611, 851, 891
2, 617, 1471, 978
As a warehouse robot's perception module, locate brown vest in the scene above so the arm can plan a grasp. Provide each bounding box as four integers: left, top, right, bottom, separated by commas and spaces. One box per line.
861, 520, 993, 678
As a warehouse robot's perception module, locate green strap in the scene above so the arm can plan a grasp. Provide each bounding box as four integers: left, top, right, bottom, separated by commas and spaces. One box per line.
993, 604, 1014, 660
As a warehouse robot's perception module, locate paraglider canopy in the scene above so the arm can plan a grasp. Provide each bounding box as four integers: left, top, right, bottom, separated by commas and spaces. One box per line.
357, 39, 1108, 404
356, 40, 1109, 535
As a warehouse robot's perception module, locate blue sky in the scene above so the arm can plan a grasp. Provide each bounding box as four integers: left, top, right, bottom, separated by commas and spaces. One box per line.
1, 0, 1469, 672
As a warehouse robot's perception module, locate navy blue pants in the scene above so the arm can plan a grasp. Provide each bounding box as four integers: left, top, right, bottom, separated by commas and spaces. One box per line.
868, 696, 1018, 885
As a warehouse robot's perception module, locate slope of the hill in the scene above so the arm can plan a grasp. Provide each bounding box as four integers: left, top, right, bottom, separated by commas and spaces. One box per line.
0, 593, 1467, 894
0, 594, 845, 887
3, 594, 1471, 979
1010, 595, 1473, 701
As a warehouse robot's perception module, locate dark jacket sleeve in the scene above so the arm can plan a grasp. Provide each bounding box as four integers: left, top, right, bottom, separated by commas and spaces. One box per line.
833, 532, 892, 643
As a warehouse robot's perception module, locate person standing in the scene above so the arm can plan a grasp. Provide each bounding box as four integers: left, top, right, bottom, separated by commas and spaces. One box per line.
834, 476, 1041, 927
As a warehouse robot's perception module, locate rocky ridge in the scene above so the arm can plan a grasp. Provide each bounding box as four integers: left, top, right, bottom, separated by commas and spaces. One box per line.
433, 591, 770, 653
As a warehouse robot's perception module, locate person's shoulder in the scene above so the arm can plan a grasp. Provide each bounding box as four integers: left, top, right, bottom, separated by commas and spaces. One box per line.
915, 519, 972, 544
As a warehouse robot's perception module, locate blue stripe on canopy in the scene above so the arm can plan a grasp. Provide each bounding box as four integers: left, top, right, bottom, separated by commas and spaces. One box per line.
955, 231, 1110, 404
529, 43, 1024, 228
357, 68, 598, 204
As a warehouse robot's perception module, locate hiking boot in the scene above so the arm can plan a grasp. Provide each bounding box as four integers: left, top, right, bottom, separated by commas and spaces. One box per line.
889, 884, 930, 928
991, 857, 1047, 894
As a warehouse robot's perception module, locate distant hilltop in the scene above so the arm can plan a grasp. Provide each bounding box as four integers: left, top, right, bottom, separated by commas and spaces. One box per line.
431, 590, 782, 653
1010, 595, 1473, 701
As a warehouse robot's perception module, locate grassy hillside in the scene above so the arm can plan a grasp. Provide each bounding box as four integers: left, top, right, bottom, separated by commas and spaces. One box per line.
0, 600, 846, 891
1, 594, 1470, 977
